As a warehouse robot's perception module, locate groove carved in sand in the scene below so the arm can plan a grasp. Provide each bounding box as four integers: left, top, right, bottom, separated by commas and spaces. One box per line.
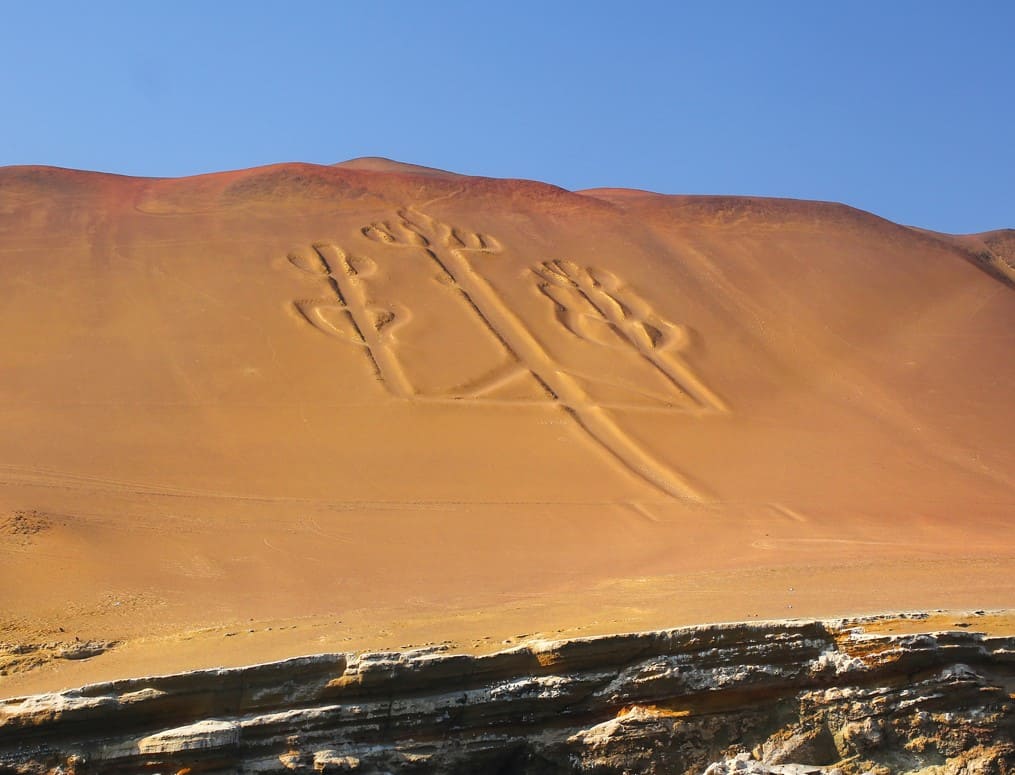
286, 245, 413, 396
284, 209, 726, 501
533, 260, 728, 413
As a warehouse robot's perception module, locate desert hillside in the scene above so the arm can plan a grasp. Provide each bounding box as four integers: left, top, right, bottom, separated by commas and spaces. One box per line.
1, 159, 1012, 695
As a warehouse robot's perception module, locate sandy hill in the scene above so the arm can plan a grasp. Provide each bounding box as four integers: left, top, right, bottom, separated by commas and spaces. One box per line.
0, 160, 1012, 695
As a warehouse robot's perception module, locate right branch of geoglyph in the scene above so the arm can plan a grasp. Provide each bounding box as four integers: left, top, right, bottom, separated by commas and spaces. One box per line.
534, 260, 728, 413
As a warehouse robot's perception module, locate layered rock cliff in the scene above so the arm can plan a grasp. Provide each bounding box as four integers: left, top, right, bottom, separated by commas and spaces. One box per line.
1, 616, 1012, 774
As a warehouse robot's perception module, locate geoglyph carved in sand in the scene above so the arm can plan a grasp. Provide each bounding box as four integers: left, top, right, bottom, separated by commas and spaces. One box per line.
531, 260, 728, 413
285, 209, 727, 500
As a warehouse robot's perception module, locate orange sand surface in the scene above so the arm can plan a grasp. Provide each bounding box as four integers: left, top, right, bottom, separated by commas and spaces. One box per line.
1, 159, 1012, 697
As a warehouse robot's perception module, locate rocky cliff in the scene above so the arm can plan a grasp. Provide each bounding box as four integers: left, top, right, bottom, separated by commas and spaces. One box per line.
2, 616, 1013, 774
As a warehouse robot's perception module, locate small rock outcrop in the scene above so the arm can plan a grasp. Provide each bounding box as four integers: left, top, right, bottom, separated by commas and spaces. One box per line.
1, 618, 1012, 773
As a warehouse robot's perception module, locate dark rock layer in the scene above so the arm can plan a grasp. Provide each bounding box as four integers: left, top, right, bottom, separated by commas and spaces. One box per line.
1, 617, 1012, 774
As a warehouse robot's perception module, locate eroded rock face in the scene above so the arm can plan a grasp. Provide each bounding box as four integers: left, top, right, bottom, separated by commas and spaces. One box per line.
1, 619, 1012, 774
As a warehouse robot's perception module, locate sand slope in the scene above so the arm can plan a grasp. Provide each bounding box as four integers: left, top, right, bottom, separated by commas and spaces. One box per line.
1, 159, 1012, 695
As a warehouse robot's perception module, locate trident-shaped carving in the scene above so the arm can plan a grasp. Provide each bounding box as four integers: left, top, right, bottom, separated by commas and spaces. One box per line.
284, 208, 725, 502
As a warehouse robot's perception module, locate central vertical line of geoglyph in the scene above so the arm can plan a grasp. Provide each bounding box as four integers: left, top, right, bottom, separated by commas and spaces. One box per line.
285, 208, 728, 501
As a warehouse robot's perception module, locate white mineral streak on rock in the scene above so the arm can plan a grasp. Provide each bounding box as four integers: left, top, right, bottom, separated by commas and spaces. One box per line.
136, 718, 240, 754
0, 690, 117, 726
810, 647, 866, 675
703, 754, 842, 775
489, 674, 582, 701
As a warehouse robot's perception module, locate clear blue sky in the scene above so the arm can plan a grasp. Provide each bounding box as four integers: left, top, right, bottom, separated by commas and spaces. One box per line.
3, 2, 1012, 233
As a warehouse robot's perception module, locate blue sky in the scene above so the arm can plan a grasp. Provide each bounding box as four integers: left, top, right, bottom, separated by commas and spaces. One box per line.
2, 2, 1012, 233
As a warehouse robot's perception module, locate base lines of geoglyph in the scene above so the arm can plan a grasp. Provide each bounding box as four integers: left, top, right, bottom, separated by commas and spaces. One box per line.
284, 208, 728, 501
